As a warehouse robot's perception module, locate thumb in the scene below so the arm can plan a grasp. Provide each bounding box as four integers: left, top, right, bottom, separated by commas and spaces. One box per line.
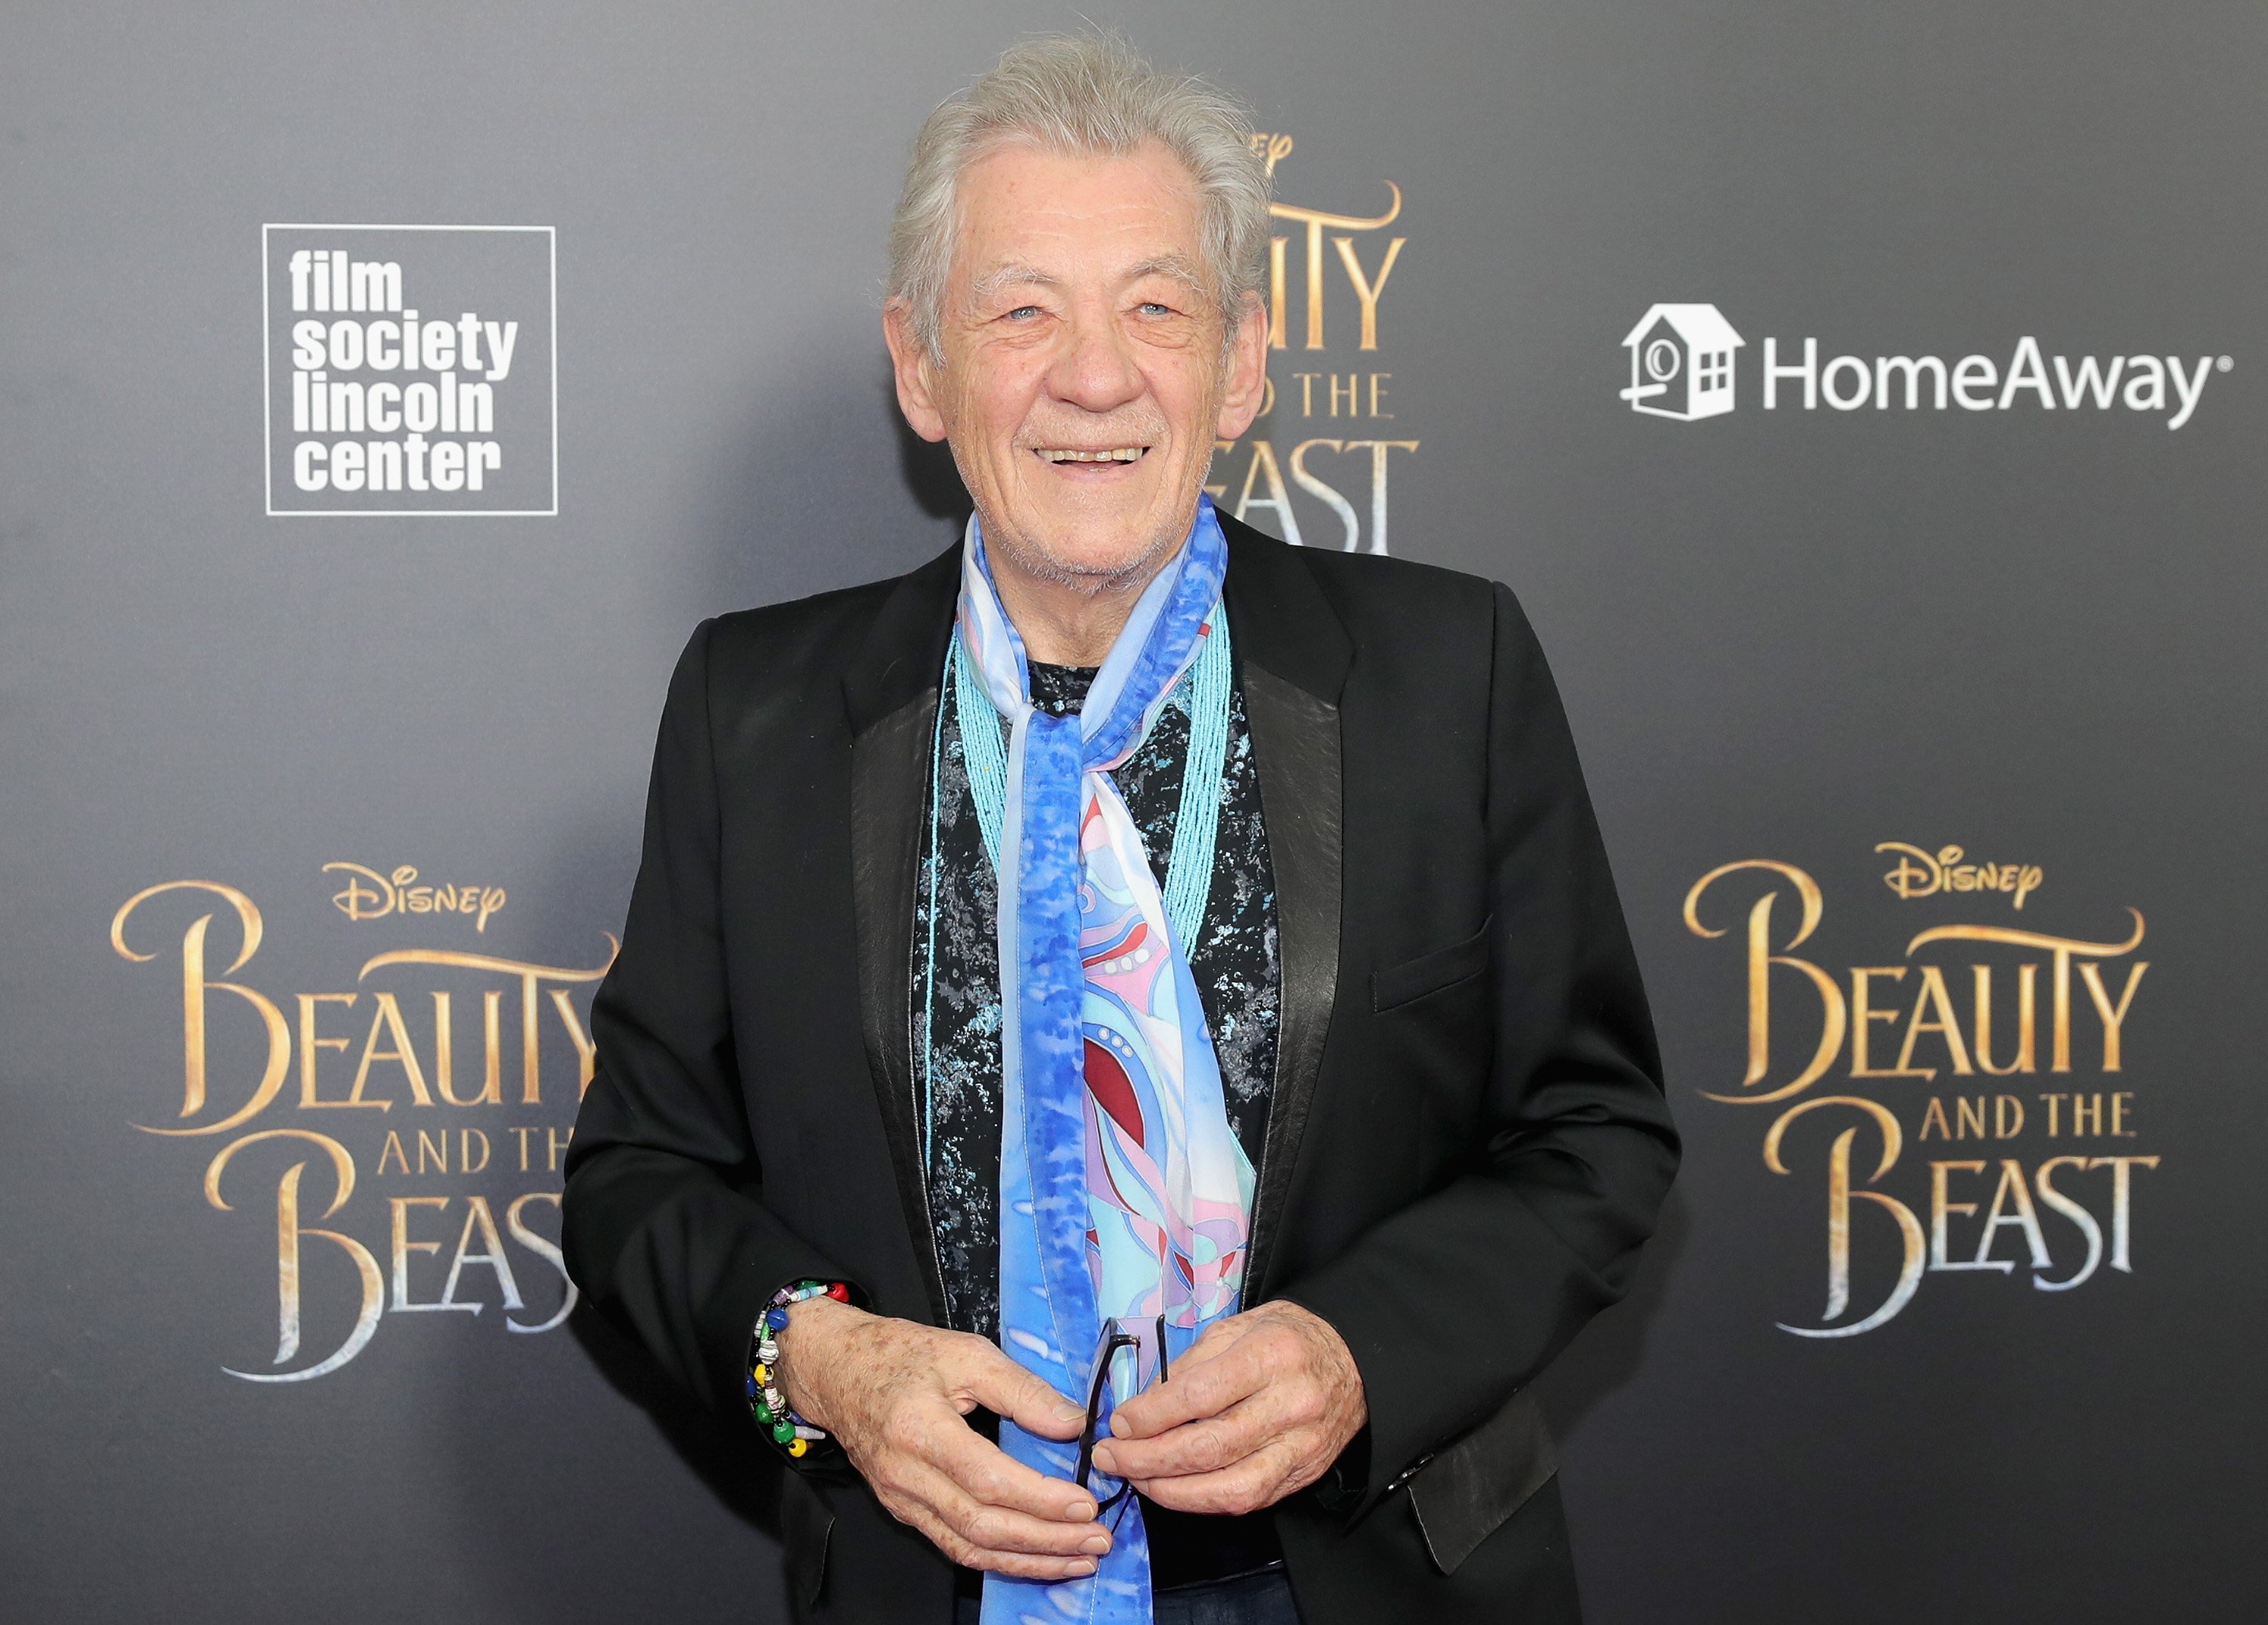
963, 1343, 1086, 1440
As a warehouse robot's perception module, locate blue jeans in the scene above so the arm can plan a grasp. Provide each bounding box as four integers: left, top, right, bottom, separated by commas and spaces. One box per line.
954, 1566, 1303, 1624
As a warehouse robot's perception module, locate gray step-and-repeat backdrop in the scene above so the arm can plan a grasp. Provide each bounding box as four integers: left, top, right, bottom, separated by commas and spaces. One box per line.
5, 3, 2260, 1620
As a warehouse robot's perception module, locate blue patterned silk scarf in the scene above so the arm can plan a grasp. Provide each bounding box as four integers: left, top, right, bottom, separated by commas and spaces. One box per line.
956, 498, 1254, 1625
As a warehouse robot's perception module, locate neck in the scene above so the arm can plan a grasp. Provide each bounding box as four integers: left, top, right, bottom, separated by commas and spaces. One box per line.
984, 534, 1183, 667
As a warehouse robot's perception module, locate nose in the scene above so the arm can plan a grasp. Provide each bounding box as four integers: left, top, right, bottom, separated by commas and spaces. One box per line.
1046, 301, 1146, 416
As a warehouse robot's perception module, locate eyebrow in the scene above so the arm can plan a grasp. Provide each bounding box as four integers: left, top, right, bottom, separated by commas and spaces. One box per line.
1122, 255, 1207, 294
965, 256, 1208, 305
968, 264, 1061, 304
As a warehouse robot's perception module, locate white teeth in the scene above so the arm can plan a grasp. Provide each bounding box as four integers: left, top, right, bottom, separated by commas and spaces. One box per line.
1037, 447, 1145, 463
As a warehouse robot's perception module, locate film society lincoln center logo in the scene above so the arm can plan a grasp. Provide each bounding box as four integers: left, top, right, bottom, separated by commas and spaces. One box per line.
264, 225, 556, 516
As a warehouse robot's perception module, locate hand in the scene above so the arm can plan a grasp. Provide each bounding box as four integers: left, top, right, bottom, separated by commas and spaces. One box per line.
774, 1296, 1112, 1579
1089, 1300, 1367, 1515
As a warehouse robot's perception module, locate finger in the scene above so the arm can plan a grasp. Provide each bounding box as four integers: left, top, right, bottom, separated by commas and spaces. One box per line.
1110, 1329, 1270, 1439
891, 1492, 1103, 1581
1093, 1395, 1273, 1481
916, 1412, 1102, 1524
953, 1341, 1088, 1442
900, 1455, 1114, 1561
1132, 1440, 1309, 1517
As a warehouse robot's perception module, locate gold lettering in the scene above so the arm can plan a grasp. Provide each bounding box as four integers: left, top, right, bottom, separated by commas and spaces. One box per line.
1269, 185, 1402, 351
2076, 960, 2147, 1071
504, 1192, 578, 1334
358, 943, 613, 1109
1330, 234, 1405, 350
1231, 439, 1304, 546
1929, 1159, 1998, 1270
548, 989, 597, 1099
2032, 1156, 2103, 1290
389, 1195, 474, 1313
440, 1195, 524, 1313
1289, 439, 1361, 550
204, 1128, 383, 1380
1338, 440, 1418, 557
297, 993, 367, 1109
347, 991, 433, 1109
1975, 1159, 2051, 1272
1268, 238, 1288, 349
112, 882, 290, 1136
1851, 968, 1929, 1078
1907, 912, 2145, 1074
1685, 862, 1846, 1103
2087, 1155, 2158, 1271
1972, 963, 2037, 1075
1892, 963, 1973, 1079
1762, 1095, 1923, 1337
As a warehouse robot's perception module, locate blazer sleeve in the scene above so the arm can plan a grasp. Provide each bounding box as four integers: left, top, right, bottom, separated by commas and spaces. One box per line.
1280, 581, 1680, 1506
562, 619, 858, 1425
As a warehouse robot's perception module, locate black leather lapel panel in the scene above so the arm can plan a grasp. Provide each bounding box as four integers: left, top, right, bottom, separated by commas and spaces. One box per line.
1408, 1389, 1559, 1575
1241, 662, 1343, 1300
848, 686, 950, 1326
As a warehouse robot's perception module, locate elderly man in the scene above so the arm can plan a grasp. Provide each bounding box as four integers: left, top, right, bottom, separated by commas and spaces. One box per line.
563, 33, 1676, 1625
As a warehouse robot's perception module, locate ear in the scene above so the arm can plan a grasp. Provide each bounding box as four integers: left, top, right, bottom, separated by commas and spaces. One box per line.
884, 300, 950, 443
1213, 290, 1270, 440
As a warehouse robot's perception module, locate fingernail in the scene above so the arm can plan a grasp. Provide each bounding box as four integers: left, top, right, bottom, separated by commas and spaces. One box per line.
1053, 1404, 1085, 1426
1080, 1535, 1111, 1555
1064, 1499, 1095, 1521
1068, 1559, 1097, 1577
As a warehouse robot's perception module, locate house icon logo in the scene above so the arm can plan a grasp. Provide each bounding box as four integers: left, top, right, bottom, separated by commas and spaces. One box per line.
1621, 304, 1746, 420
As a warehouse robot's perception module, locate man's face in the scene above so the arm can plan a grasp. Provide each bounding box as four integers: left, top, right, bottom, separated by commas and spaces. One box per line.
888, 141, 1267, 588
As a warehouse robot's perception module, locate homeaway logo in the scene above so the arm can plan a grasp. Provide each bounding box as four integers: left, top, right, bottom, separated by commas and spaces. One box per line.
1622, 305, 1746, 420
1622, 304, 2232, 430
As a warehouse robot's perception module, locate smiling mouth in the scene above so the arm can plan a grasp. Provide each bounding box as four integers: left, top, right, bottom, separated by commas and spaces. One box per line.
1033, 446, 1149, 464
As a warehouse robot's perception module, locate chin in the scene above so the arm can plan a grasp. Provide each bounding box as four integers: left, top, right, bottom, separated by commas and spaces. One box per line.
1002, 511, 1184, 588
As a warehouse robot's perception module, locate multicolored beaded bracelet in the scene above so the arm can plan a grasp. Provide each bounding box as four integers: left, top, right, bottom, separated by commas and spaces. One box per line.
747, 1279, 848, 1459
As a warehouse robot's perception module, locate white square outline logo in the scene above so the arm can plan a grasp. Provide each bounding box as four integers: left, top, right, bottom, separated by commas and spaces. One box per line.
262, 223, 558, 517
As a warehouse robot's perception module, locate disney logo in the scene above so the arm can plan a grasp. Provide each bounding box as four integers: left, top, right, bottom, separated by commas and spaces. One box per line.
1876, 843, 2043, 910
324, 864, 507, 932
1246, 131, 1294, 175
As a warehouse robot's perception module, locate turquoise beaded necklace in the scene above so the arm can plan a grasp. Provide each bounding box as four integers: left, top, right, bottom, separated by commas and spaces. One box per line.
919, 616, 1235, 1168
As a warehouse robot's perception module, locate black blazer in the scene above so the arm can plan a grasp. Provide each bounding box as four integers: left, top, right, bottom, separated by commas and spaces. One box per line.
563, 516, 1678, 1624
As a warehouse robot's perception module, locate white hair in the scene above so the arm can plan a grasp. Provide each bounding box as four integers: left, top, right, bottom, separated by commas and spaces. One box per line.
886, 33, 1273, 361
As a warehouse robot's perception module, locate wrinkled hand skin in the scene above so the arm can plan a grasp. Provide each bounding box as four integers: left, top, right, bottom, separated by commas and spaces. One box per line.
776, 1296, 1112, 1579
1089, 1301, 1368, 1515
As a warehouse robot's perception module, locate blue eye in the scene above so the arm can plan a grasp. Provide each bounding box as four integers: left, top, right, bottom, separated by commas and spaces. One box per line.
1005, 305, 1042, 321
1138, 302, 1172, 316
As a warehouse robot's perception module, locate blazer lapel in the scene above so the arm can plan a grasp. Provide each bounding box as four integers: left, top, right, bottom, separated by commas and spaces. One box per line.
844, 541, 961, 1326
1220, 520, 1352, 1299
